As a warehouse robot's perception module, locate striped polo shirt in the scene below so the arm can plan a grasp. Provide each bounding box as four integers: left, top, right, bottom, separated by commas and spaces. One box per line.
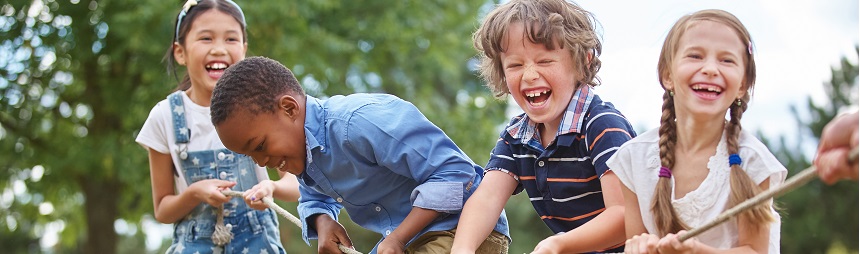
486, 85, 635, 251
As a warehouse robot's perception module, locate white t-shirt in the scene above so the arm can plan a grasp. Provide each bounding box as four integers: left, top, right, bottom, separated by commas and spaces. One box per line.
607, 128, 787, 254
135, 91, 269, 192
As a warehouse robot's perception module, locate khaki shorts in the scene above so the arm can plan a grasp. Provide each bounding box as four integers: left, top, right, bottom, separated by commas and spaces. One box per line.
404, 229, 508, 254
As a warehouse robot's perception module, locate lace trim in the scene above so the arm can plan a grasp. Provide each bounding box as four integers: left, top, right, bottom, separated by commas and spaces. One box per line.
670, 132, 730, 227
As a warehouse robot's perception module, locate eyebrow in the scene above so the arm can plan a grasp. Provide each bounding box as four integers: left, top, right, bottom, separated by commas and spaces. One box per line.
193, 29, 242, 36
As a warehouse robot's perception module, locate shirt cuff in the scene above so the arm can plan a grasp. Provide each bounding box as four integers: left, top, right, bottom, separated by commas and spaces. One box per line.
410, 182, 464, 213
299, 206, 339, 245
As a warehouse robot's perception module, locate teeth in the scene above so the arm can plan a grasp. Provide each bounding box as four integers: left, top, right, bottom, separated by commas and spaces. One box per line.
206, 63, 228, 70
275, 159, 286, 171
692, 84, 721, 93
526, 90, 549, 98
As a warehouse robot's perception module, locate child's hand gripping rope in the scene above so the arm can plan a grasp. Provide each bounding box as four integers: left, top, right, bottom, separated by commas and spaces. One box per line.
218, 190, 363, 254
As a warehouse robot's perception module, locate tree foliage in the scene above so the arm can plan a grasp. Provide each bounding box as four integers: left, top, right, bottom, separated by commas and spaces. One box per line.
11, 1, 853, 253
766, 47, 858, 253
0, 0, 553, 253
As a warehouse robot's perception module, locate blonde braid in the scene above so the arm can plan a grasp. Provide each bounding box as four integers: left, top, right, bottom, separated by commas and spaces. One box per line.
651, 90, 689, 236
725, 98, 774, 231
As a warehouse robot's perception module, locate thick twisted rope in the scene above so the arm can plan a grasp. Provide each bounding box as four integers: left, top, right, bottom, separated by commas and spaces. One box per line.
220, 190, 362, 254
679, 148, 859, 242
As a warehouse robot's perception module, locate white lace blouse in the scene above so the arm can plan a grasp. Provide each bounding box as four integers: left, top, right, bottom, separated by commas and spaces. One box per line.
607, 128, 787, 253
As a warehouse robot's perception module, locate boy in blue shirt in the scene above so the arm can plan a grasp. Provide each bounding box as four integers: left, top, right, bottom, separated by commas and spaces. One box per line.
210, 56, 510, 254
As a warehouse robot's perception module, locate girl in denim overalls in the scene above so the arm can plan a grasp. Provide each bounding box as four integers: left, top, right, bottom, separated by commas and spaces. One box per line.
135, 1, 299, 253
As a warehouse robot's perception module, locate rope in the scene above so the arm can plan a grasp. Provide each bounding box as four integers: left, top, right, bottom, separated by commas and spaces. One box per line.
220, 190, 362, 254
212, 205, 233, 246
679, 148, 859, 242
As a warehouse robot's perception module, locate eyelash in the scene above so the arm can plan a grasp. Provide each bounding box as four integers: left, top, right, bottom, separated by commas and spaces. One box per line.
254, 140, 265, 152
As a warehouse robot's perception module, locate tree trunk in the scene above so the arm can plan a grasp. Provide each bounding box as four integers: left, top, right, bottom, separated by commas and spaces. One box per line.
80, 177, 120, 254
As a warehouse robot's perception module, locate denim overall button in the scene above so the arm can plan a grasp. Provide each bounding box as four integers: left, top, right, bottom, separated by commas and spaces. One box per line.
375, 206, 381, 212
219, 171, 227, 180
179, 151, 188, 160
538, 161, 545, 167
336, 197, 343, 203
217, 152, 226, 160
385, 230, 391, 235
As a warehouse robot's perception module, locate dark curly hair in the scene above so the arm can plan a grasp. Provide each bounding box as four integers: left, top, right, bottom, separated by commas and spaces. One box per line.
211, 56, 306, 125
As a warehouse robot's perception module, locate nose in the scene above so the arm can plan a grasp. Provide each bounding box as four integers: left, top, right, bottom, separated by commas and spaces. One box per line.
210, 42, 227, 56
522, 64, 539, 83
250, 155, 266, 167
700, 58, 719, 77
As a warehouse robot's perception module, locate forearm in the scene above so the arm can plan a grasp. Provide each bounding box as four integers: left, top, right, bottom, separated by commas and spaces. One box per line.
388, 206, 440, 246
451, 191, 507, 252
554, 205, 626, 252
153, 191, 201, 223
272, 173, 300, 202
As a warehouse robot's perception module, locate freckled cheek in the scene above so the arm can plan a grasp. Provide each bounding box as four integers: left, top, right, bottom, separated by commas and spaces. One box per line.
504, 72, 522, 89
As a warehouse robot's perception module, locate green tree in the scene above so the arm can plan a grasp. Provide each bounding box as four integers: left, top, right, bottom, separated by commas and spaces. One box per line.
767, 48, 858, 253
1, 0, 558, 253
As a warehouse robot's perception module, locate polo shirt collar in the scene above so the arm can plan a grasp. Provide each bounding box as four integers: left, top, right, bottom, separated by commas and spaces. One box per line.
506, 85, 595, 143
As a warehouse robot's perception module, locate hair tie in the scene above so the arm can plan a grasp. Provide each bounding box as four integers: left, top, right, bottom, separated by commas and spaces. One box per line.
747, 41, 753, 55
729, 154, 742, 166
658, 166, 672, 178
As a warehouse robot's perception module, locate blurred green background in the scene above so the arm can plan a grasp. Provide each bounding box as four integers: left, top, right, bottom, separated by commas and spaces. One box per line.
0, 0, 855, 253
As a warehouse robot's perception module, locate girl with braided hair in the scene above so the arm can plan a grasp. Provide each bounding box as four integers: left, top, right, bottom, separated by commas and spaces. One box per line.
607, 9, 786, 254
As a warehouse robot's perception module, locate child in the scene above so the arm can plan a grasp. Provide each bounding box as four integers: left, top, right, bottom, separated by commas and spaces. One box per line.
209, 56, 511, 254
135, 1, 299, 253
452, 0, 635, 253
607, 9, 787, 253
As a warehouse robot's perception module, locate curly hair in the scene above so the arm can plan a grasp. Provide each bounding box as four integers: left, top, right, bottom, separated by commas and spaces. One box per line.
211, 56, 305, 126
473, 0, 602, 98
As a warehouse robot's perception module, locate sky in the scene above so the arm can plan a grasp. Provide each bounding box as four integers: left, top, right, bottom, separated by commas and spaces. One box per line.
569, 0, 858, 146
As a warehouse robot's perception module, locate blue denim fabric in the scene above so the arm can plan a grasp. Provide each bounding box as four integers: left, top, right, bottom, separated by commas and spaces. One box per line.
164, 91, 285, 254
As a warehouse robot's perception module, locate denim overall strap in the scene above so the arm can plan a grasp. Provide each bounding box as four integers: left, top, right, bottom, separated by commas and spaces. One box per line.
168, 91, 190, 160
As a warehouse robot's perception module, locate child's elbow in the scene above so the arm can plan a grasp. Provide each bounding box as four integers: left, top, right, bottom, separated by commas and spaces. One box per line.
153, 211, 178, 224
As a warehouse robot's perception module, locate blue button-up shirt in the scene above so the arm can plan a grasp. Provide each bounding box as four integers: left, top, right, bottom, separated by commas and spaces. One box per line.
297, 94, 509, 251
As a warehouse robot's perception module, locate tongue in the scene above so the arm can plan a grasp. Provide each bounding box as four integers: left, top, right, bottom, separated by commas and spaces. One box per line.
694, 89, 720, 97
208, 69, 225, 80
531, 93, 550, 104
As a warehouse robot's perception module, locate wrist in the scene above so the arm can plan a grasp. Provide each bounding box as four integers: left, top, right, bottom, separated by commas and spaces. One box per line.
263, 179, 276, 194
310, 213, 330, 231
387, 231, 408, 250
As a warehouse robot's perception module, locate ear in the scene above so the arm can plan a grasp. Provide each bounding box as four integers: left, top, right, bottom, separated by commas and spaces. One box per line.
661, 78, 674, 92
173, 42, 186, 66
279, 95, 301, 119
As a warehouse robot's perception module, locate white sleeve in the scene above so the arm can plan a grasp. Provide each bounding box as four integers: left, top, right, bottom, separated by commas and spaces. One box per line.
135, 101, 171, 154
739, 132, 788, 186
607, 142, 636, 192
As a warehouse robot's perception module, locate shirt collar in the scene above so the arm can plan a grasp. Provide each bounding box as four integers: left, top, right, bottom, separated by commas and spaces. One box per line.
506, 85, 595, 142
304, 95, 324, 161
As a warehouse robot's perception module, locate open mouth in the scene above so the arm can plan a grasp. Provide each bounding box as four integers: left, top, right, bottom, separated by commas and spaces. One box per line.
206, 62, 229, 79
691, 84, 722, 98
274, 159, 286, 172
525, 90, 552, 106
